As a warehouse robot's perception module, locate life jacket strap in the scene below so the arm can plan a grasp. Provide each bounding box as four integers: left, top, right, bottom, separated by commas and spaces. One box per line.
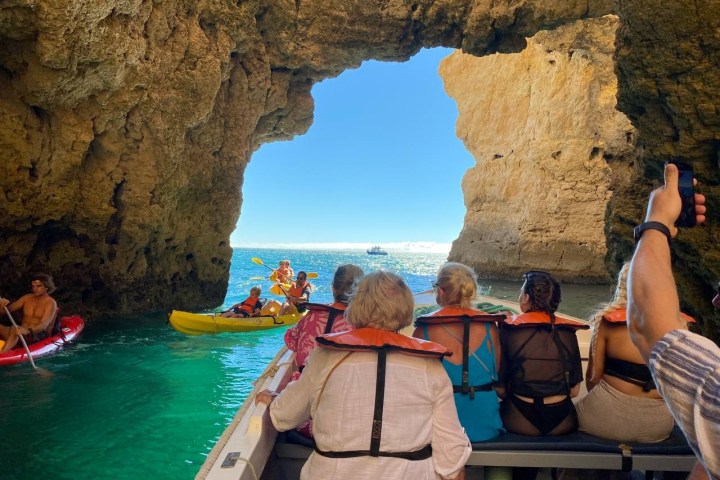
370, 349, 387, 456
314, 444, 432, 461
453, 381, 496, 399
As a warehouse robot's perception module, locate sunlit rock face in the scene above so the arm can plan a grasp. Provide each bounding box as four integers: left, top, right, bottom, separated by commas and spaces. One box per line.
0, 0, 614, 315
441, 16, 637, 282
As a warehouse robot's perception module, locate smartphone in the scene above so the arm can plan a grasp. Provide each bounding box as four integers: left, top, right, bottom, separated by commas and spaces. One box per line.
671, 160, 696, 227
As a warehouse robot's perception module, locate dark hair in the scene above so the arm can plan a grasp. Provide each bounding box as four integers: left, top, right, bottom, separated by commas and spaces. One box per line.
32, 273, 56, 294
522, 271, 561, 316
332, 264, 364, 303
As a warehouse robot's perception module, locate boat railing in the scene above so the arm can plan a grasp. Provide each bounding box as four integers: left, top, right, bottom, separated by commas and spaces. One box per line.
196, 347, 296, 480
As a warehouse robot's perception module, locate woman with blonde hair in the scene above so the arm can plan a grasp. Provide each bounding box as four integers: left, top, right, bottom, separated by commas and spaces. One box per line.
576, 262, 682, 442
413, 262, 504, 442
257, 271, 470, 480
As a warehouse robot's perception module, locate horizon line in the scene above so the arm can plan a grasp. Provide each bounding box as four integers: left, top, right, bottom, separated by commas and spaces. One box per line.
230, 241, 452, 254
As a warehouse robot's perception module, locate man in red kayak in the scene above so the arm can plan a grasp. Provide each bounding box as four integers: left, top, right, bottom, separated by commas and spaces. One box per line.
0, 273, 58, 352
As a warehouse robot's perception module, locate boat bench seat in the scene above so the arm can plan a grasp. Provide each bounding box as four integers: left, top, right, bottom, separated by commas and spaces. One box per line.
275, 427, 696, 474
468, 427, 695, 472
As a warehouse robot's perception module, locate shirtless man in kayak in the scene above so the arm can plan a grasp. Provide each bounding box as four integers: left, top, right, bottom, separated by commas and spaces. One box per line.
0, 273, 58, 353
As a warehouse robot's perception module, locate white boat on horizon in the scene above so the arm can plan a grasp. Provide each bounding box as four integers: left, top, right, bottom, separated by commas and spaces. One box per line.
366, 245, 388, 255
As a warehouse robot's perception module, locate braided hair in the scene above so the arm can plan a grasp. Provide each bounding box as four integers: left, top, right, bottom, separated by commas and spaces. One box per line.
523, 272, 561, 322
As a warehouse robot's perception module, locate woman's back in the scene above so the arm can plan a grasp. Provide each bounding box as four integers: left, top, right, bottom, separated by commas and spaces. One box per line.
599, 319, 663, 399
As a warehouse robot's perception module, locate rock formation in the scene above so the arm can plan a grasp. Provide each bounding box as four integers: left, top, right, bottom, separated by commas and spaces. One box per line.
0, 0, 614, 315
2, 0, 719, 338
440, 15, 637, 282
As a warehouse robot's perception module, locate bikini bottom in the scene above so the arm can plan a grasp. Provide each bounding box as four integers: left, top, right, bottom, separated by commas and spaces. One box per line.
502, 394, 577, 436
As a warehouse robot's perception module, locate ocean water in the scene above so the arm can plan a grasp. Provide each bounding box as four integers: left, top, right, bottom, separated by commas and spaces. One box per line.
0, 248, 611, 480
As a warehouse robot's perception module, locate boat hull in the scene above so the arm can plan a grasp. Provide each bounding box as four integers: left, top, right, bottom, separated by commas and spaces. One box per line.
169, 310, 303, 335
0, 315, 85, 366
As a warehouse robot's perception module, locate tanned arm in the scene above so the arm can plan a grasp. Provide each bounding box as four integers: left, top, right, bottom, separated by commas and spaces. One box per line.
627, 163, 706, 362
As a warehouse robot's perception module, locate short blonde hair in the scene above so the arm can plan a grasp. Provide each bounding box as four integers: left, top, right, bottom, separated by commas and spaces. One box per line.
345, 271, 413, 332
435, 262, 477, 309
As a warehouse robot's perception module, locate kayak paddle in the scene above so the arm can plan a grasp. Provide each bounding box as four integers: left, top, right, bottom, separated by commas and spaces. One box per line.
1, 301, 53, 376
250, 257, 318, 279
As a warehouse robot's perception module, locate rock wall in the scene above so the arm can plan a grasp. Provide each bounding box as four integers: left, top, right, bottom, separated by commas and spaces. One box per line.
0, 0, 614, 315
440, 16, 638, 282
613, 1, 720, 338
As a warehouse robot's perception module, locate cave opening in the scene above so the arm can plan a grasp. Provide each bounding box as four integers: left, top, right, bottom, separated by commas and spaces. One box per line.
231, 47, 473, 253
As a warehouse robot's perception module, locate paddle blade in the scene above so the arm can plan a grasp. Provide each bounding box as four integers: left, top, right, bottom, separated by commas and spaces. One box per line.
269, 284, 287, 296
306, 272, 319, 279
251, 257, 264, 266
248, 276, 266, 281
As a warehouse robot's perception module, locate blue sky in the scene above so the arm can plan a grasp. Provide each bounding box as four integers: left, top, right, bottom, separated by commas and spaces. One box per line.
231, 47, 474, 252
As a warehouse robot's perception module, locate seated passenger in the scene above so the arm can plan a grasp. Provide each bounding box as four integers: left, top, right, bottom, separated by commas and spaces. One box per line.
413, 262, 504, 442
256, 271, 471, 480
498, 271, 588, 436
221, 287, 263, 318
284, 264, 364, 370
0, 273, 58, 352
576, 263, 678, 442
280, 271, 312, 315
271, 260, 293, 285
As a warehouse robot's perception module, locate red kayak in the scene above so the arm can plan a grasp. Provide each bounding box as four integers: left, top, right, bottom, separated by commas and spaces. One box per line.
0, 315, 85, 366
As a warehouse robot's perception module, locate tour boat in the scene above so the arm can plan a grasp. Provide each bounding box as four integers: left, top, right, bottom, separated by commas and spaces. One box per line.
366, 245, 388, 255
194, 294, 695, 480
0, 315, 85, 367
168, 309, 304, 335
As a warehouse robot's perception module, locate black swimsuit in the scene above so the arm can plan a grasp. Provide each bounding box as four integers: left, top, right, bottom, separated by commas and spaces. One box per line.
604, 356, 656, 391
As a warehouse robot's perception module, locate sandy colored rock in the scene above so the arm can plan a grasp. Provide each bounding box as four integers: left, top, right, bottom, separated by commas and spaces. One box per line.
441, 16, 637, 282
0, 0, 615, 315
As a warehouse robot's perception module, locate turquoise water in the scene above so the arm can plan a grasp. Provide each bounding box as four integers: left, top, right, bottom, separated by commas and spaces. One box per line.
0, 248, 610, 480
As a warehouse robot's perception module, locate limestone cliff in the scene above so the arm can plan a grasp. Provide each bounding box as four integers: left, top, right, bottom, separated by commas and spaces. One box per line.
0, 0, 614, 315
440, 16, 637, 282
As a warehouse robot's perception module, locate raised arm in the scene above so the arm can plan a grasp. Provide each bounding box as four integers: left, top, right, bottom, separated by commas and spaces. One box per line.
627, 163, 706, 362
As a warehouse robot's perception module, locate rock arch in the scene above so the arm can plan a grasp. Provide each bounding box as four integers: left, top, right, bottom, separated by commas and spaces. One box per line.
0, 1, 717, 336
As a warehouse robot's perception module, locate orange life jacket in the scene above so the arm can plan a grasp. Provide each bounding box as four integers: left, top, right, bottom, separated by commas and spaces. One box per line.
235, 295, 260, 314
500, 311, 586, 397
502, 311, 589, 330
318, 327, 450, 358
415, 306, 505, 324
289, 282, 310, 299
415, 307, 505, 398
603, 308, 696, 324
314, 327, 448, 461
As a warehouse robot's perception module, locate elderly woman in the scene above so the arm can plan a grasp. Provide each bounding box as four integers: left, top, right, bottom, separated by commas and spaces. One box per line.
257, 271, 470, 480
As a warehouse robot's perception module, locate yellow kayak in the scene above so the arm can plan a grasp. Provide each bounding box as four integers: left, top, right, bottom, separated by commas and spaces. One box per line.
168, 310, 304, 335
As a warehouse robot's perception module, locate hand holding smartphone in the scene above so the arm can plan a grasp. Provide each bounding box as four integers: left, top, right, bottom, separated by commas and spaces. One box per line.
669, 160, 696, 227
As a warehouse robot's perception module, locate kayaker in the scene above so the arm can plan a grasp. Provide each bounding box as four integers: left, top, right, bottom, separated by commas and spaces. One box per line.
271, 260, 294, 285
0, 273, 58, 353
222, 286, 263, 318
280, 271, 312, 315
256, 271, 470, 480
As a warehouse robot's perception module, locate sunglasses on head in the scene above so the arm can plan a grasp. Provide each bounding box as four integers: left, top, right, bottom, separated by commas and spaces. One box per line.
523, 270, 552, 280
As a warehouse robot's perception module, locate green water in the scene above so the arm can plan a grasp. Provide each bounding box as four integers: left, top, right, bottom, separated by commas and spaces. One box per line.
0, 314, 287, 480
0, 248, 612, 479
